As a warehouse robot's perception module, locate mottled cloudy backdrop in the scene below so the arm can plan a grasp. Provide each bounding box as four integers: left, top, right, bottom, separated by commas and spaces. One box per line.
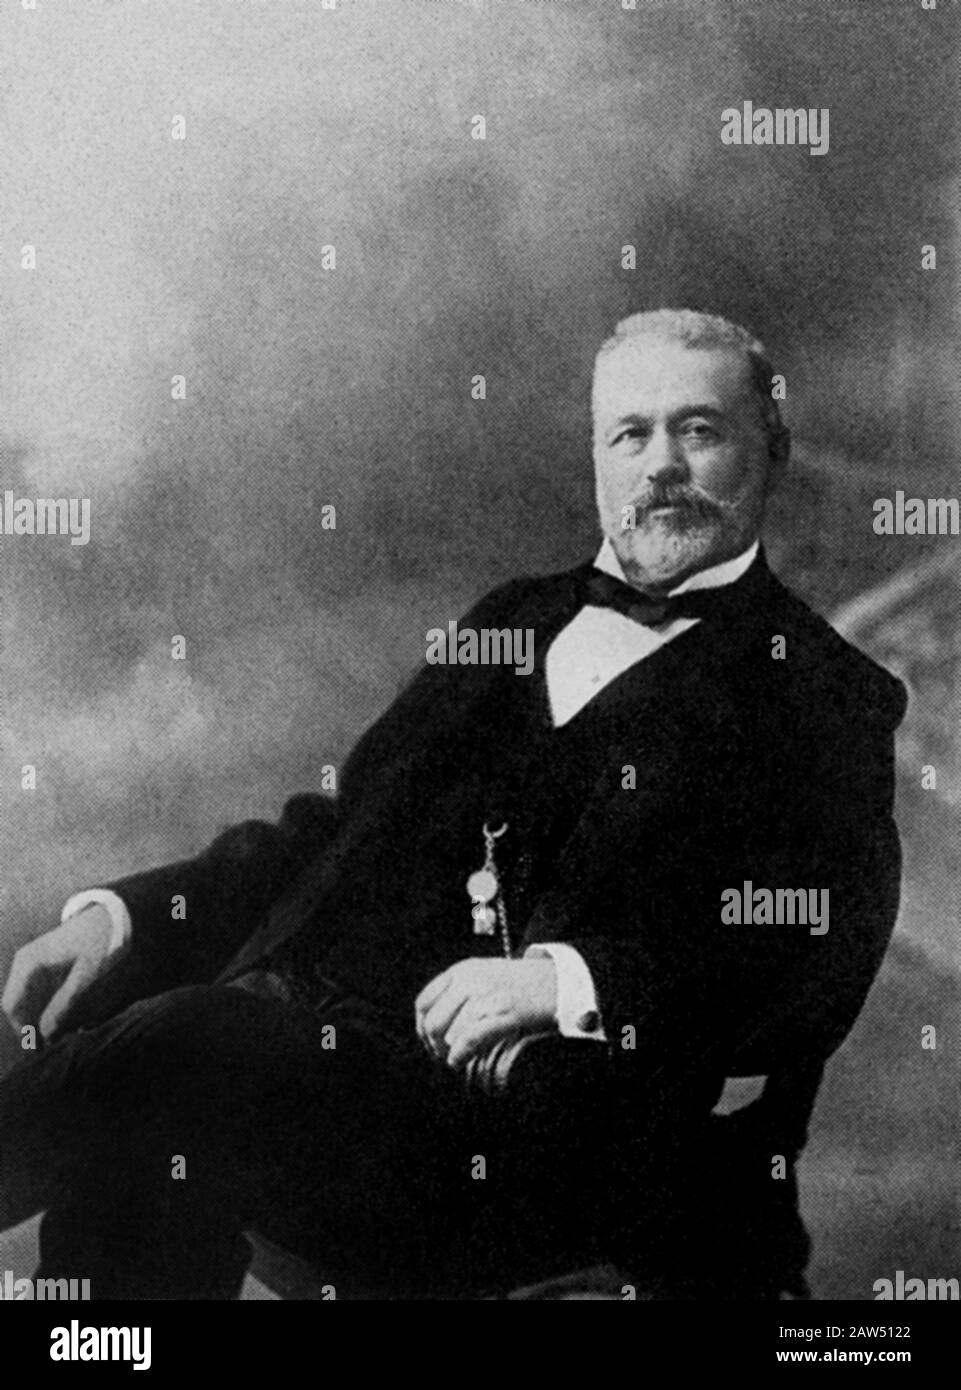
0, 0, 957, 1297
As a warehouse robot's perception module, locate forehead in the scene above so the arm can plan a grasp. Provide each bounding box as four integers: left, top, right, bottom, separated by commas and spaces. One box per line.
593, 340, 755, 420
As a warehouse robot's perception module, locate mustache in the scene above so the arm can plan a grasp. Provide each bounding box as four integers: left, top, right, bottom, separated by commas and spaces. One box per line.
631, 482, 736, 522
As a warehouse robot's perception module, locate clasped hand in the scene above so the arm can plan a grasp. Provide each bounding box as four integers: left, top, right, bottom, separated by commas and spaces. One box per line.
414, 956, 557, 1070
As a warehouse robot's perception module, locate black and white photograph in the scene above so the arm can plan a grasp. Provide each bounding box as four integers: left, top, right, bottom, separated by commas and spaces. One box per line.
0, 0, 957, 1363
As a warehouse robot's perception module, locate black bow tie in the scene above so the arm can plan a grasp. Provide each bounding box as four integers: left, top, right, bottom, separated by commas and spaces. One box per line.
582, 567, 744, 627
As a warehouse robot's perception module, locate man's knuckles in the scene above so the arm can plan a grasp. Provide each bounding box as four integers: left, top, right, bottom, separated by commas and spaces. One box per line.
2, 953, 32, 1016
445, 1018, 505, 1069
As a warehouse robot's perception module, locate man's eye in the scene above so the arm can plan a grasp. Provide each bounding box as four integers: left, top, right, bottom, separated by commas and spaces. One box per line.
681, 421, 719, 440
612, 427, 645, 445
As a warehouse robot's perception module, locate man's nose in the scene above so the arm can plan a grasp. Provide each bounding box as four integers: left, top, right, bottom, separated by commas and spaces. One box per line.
642, 426, 688, 483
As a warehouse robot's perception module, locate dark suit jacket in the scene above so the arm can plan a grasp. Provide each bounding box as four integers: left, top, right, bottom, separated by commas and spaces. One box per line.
92, 552, 907, 1122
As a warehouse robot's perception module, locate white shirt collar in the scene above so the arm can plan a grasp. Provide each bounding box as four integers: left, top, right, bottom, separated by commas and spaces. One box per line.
593, 536, 760, 595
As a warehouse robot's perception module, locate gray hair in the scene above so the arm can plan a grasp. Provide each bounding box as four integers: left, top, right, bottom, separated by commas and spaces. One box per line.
594, 308, 790, 466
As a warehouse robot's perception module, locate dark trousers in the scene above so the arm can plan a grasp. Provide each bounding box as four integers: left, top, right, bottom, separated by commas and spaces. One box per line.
0, 974, 615, 1300
0, 974, 810, 1300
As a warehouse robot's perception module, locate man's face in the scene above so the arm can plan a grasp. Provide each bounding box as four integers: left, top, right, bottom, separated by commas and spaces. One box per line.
592, 339, 772, 590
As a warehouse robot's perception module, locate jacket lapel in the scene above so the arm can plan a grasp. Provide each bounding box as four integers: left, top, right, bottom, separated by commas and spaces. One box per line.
517, 553, 786, 942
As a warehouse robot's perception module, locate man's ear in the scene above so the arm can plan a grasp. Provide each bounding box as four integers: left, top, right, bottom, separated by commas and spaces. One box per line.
768, 427, 791, 480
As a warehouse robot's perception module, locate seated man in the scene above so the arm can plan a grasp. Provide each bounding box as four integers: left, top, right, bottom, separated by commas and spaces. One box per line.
0, 309, 906, 1300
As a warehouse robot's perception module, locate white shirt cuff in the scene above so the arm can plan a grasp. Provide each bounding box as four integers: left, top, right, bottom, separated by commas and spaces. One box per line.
524, 942, 607, 1040
61, 889, 132, 958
